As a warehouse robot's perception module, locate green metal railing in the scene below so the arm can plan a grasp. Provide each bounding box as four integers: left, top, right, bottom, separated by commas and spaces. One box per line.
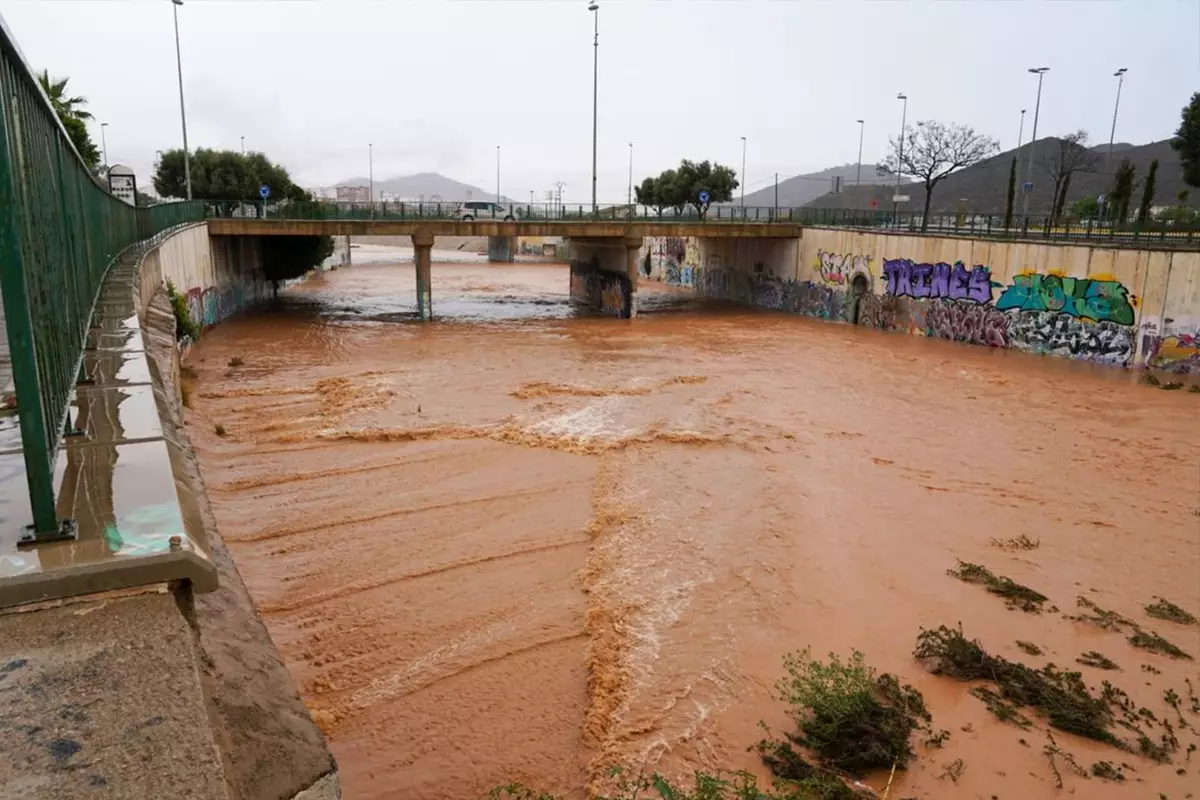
0, 16, 203, 541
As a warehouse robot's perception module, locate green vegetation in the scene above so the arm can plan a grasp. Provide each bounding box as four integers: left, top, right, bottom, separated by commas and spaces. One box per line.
166, 280, 200, 341
1077, 651, 1120, 670
1138, 159, 1160, 225
1146, 598, 1198, 626
1129, 629, 1193, 660
1003, 157, 1017, 228
1016, 640, 1043, 656
492, 769, 871, 800
1091, 761, 1126, 781
914, 625, 1117, 744
1172, 91, 1200, 189
1070, 196, 1101, 219
1109, 159, 1137, 223
37, 70, 100, 170
634, 160, 739, 219
947, 561, 1048, 612
969, 686, 1032, 728
759, 649, 930, 778
1072, 596, 1135, 630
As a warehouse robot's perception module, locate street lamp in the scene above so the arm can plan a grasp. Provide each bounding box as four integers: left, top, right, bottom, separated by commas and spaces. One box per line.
588, 1, 599, 215
1022, 67, 1050, 219
170, 0, 191, 200
627, 141, 633, 207
1016, 109, 1026, 153
1106, 68, 1128, 178
100, 122, 109, 169
241, 135, 245, 155
496, 145, 501, 204
893, 93, 908, 222
740, 136, 748, 210
368, 142, 373, 203
855, 119, 864, 210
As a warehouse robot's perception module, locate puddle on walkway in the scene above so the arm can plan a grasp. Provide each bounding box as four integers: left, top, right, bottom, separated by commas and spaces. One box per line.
183, 259, 1198, 800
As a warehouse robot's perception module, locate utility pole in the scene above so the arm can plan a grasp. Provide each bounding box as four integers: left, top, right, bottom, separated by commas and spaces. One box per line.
1106, 68, 1128, 178
368, 143, 374, 203
496, 145, 501, 204
627, 141, 633, 207
171, 0, 191, 200
774, 172, 778, 217
1022, 67, 1050, 219
588, 2, 599, 215
893, 93, 907, 223
740, 136, 747, 210
241, 135, 245, 154
855, 119, 864, 210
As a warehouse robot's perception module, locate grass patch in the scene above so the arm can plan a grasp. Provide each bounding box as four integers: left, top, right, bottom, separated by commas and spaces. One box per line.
914, 625, 1117, 745
1077, 651, 1120, 670
1091, 761, 1126, 781
166, 280, 200, 341
214, 423, 227, 437
1129, 629, 1193, 660
1146, 598, 1197, 626
1016, 640, 1043, 656
758, 649, 930, 778
227, 356, 245, 368
947, 561, 1048, 612
989, 534, 1040, 551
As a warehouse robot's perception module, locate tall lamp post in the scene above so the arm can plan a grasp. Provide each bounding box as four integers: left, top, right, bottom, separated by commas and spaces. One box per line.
368, 142, 374, 203
496, 145, 501, 204
627, 141, 633, 207
1021, 67, 1050, 219
1016, 109, 1026, 153
740, 136, 747, 209
171, 0, 191, 200
100, 122, 109, 170
1106, 68, 1128, 178
588, 2, 599, 215
241, 135, 245, 154
854, 119, 864, 210
893, 93, 907, 223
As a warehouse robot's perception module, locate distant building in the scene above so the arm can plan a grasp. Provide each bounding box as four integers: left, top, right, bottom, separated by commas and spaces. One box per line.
337, 186, 369, 203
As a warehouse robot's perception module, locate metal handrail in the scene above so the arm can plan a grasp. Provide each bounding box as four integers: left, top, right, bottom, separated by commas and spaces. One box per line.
0, 14, 204, 540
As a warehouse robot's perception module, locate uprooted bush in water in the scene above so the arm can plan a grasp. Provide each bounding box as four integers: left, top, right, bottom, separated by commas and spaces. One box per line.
756, 648, 932, 781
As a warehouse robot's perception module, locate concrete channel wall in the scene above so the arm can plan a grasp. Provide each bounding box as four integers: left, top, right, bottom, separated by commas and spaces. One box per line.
645, 229, 1200, 374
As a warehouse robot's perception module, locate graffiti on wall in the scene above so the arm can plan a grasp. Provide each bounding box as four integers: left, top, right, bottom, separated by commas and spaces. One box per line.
923, 301, 1011, 347
1007, 311, 1134, 365
570, 260, 632, 319
995, 273, 1135, 325
816, 250, 872, 285
184, 284, 262, 330
882, 259, 995, 304
1146, 331, 1200, 374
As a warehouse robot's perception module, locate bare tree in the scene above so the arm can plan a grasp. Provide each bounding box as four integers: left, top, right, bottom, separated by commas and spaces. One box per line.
1037, 130, 1099, 225
888, 121, 999, 231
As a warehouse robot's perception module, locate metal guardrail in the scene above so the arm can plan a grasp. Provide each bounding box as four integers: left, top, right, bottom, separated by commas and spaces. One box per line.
212, 200, 1200, 248
0, 16, 204, 541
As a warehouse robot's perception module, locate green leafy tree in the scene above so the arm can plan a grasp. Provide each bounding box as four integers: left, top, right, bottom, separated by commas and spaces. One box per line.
675, 159, 738, 218
153, 148, 310, 211
262, 236, 335, 289
1070, 196, 1100, 219
37, 70, 100, 170
1003, 157, 1017, 228
1137, 158, 1159, 225
1171, 92, 1200, 189
1109, 158, 1136, 224
888, 120, 999, 231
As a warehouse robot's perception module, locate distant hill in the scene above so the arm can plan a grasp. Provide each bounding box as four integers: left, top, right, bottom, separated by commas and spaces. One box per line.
731, 162, 897, 208
334, 172, 515, 203
802, 138, 1195, 215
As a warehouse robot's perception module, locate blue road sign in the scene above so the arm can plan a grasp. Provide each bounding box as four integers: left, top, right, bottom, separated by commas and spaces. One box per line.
259, 185, 271, 199
1022, 182, 1034, 193
698, 190, 710, 204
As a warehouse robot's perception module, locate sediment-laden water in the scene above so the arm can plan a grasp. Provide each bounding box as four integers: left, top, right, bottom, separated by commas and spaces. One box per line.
183, 254, 1198, 800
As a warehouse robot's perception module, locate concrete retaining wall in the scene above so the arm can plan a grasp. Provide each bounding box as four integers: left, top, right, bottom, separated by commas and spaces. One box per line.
647, 229, 1200, 374
568, 239, 633, 318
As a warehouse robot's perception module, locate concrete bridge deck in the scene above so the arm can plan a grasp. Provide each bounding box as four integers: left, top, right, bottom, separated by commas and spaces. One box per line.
206, 218, 805, 239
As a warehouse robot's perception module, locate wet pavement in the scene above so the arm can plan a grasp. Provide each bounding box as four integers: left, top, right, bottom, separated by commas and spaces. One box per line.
183, 256, 1199, 800
0, 257, 216, 609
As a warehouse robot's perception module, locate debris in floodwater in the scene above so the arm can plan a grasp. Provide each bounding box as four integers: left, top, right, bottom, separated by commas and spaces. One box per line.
947, 561, 1048, 612
1145, 598, 1198, 626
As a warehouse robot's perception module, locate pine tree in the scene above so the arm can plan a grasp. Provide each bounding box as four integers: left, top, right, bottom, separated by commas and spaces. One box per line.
1003, 157, 1017, 228
1137, 159, 1159, 225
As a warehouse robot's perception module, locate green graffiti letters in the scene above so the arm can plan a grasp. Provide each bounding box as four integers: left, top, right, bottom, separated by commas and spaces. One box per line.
995, 273, 1135, 325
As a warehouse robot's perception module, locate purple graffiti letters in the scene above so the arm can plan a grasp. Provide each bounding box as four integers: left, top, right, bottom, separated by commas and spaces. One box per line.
882, 259, 993, 304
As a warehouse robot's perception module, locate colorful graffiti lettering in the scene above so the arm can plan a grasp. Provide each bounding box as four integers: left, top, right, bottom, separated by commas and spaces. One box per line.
570, 260, 632, 319
1147, 332, 1200, 374
995, 273, 1135, 325
855, 293, 898, 330
816, 250, 872, 285
924, 301, 1010, 347
1007, 311, 1134, 365
882, 259, 994, 304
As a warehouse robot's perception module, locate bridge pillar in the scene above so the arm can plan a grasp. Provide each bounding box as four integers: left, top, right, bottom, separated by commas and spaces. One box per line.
623, 236, 642, 319
487, 236, 516, 263
413, 231, 434, 320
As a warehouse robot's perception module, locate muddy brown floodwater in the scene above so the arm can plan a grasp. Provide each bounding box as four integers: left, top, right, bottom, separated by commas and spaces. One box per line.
183, 257, 1199, 800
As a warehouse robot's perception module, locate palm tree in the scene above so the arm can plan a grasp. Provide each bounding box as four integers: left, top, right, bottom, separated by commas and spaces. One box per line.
37, 70, 92, 121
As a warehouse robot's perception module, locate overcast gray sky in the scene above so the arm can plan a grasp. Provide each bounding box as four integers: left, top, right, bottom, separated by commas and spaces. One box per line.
4, 0, 1199, 202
